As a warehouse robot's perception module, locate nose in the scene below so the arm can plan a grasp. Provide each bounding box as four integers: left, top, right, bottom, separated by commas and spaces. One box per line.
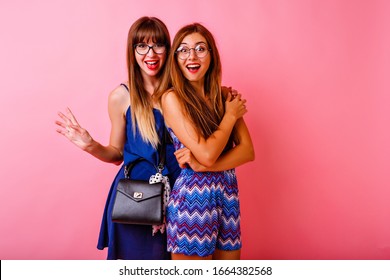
188, 48, 197, 59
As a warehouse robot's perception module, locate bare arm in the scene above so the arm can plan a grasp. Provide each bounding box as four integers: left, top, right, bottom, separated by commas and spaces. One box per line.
162, 90, 247, 167
175, 117, 255, 171
55, 85, 128, 165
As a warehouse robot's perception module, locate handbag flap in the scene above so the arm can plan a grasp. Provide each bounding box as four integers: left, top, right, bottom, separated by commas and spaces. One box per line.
117, 179, 163, 202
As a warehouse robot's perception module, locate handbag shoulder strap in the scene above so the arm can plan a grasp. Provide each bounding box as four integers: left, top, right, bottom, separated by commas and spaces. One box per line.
157, 127, 168, 172
124, 127, 168, 178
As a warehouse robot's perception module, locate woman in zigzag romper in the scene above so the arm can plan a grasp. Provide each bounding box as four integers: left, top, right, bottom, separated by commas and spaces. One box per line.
156, 23, 255, 260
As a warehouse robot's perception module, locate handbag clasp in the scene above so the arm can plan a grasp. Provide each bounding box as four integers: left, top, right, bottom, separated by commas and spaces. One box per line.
133, 192, 143, 199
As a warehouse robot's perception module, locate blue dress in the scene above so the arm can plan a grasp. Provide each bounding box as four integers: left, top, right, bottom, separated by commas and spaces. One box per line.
97, 102, 180, 259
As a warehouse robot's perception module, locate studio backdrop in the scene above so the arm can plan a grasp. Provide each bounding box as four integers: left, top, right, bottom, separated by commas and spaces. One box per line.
0, 0, 389, 259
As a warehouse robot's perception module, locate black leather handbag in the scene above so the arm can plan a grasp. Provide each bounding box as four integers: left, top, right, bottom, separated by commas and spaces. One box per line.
111, 130, 167, 225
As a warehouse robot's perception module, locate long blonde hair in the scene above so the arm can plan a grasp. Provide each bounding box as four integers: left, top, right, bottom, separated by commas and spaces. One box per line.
156, 23, 225, 140
127, 17, 171, 148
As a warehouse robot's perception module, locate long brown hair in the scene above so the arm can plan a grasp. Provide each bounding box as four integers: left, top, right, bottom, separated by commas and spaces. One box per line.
156, 23, 225, 140
127, 16, 171, 148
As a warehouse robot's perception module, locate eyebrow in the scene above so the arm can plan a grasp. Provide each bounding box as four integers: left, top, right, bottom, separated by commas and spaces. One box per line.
179, 41, 207, 46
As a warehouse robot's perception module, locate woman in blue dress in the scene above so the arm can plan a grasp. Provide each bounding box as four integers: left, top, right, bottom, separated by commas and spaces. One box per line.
156, 23, 255, 260
55, 17, 180, 259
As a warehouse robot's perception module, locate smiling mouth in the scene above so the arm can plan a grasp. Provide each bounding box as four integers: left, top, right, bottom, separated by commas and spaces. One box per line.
145, 61, 159, 70
186, 64, 200, 72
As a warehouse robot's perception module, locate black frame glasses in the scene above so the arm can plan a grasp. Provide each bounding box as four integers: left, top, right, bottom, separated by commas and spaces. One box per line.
134, 43, 166, 55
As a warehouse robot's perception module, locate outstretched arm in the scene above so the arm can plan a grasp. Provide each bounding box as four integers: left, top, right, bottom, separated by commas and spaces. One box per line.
175, 117, 255, 171
162, 90, 247, 167
55, 85, 128, 165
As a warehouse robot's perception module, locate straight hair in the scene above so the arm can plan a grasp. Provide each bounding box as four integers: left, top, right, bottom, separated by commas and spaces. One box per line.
127, 16, 171, 148
156, 23, 225, 140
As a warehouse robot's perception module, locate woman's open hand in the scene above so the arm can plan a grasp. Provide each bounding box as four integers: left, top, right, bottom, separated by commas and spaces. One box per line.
55, 107, 93, 150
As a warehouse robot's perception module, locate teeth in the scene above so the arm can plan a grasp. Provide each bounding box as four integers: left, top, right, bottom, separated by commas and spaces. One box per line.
187, 65, 200, 69
146, 61, 157, 65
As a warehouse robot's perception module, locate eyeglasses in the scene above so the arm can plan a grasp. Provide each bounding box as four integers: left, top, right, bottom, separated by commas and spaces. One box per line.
176, 43, 211, 60
134, 43, 166, 55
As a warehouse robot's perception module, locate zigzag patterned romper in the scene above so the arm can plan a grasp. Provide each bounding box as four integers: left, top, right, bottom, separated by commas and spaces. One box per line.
166, 128, 242, 257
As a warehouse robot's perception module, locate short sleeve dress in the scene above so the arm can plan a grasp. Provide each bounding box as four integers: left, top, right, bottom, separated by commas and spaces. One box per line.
97, 86, 180, 259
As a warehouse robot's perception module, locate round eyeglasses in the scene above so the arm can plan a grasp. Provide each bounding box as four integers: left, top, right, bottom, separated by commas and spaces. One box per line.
134, 43, 166, 55
176, 43, 211, 60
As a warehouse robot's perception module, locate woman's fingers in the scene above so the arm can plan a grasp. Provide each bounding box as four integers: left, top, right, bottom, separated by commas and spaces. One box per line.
57, 111, 70, 124
55, 120, 66, 129
66, 107, 80, 126
174, 148, 192, 168
69, 124, 84, 134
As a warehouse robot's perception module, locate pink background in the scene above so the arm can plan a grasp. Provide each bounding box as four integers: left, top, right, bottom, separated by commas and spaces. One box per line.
0, 0, 389, 260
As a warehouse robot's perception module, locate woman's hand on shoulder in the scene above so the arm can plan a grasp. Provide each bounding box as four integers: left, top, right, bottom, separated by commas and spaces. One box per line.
224, 90, 247, 121
222, 86, 240, 99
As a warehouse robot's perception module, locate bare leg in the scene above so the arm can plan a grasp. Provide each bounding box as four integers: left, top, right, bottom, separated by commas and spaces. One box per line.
212, 249, 241, 260
171, 253, 213, 260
